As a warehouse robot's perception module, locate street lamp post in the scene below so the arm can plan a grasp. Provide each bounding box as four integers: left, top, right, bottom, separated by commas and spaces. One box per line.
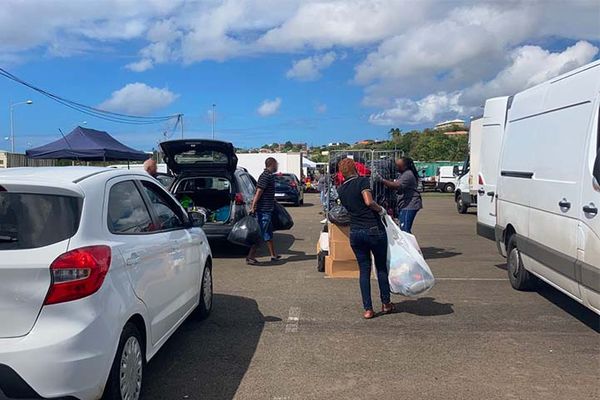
9, 100, 33, 153
211, 104, 216, 140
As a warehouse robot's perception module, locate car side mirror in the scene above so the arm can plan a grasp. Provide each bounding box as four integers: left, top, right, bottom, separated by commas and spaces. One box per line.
452, 165, 460, 176
188, 211, 206, 228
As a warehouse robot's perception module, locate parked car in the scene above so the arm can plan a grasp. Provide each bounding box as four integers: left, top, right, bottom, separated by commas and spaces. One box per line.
478, 59, 600, 314
160, 139, 257, 240
275, 172, 304, 206
0, 167, 213, 400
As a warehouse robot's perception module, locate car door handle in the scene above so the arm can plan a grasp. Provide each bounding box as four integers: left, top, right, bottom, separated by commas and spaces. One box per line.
126, 253, 141, 266
486, 191, 495, 197
558, 199, 571, 210
583, 204, 598, 215
477, 189, 485, 195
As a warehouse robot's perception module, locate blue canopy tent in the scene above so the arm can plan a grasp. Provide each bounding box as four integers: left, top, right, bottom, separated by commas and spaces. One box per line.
26, 126, 148, 161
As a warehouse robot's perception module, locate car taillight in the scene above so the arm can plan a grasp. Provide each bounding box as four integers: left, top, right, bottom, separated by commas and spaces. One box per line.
478, 174, 484, 185
44, 246, 112, 305
234, 193, 245, 205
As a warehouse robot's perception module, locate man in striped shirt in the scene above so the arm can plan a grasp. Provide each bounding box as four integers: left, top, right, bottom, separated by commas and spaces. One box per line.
247, 157, 280, 265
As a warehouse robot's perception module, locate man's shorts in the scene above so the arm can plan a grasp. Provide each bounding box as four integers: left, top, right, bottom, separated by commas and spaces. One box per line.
256, 211, 274, 241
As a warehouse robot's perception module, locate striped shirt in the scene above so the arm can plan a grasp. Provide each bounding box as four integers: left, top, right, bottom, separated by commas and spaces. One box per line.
256, 169, 276, 212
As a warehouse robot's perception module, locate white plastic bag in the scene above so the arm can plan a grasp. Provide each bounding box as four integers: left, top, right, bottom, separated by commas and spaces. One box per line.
383, 215, 435, 296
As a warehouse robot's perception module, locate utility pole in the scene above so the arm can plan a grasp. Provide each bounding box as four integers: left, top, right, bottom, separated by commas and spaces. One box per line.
211, 104, 216, 139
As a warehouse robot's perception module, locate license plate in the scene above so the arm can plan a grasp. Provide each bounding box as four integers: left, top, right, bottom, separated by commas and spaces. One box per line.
275, 193, 285, 197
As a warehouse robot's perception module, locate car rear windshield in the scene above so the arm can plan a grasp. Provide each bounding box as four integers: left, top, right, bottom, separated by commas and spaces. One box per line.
0, 193, 82, 250
275, 175, 295, 185
175, 150, 229, 165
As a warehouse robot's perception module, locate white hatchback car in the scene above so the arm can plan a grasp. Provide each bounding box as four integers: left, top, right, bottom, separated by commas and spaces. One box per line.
0, 167, 213, 400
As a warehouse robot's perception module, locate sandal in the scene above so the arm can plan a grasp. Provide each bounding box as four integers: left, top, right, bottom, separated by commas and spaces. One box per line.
246, 258, 259, 265
271, 255, 282, 262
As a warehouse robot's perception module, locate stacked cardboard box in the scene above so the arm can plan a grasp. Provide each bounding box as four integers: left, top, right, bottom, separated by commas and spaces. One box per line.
325, 223, 359, 278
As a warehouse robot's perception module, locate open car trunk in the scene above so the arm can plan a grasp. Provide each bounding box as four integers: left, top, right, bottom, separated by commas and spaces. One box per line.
173, 175, 233, 224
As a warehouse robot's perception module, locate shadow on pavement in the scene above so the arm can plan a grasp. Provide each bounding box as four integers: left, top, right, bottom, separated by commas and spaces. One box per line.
211, 233, 315, 264
421, 247, 461, 260
395, 297, 455, 316
536, 283, 600, 332
143, 294, 278, 400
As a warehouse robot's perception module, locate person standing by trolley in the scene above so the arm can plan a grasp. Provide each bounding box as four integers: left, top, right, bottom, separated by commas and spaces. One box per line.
378, 157, 422, 233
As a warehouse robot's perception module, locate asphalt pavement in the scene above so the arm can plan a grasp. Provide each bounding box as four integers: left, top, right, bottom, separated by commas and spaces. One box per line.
143, 194, 599, 400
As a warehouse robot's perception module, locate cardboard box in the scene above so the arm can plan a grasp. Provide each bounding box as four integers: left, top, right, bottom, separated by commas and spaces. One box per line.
328, 223, 350, 242
325, 256, 359, 278
329, 240, 355, 261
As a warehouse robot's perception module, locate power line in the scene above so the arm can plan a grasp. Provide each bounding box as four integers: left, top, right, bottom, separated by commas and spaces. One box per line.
0, 67, 181, 125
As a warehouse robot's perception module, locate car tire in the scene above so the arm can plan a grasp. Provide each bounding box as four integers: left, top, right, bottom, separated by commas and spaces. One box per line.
456, 196, 468, 214
444, 183, 455, 193
507, 235, 535, 291
194, 262, 213, 320
103, 323, 144, 400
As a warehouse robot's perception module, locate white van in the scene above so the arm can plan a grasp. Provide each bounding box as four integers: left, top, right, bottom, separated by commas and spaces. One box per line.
437, 165, 460, 193
480, 60, 600, 314
455, 117, 483, 214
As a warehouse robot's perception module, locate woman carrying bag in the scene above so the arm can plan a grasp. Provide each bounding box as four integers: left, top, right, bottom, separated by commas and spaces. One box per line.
336, 158, 394, 319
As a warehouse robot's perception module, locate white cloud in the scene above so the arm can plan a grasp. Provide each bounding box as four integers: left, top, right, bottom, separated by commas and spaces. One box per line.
257, 97, 282, 117
99, 83, 178, 115
1, 0, 599, 124
369, 41, 599, 125
461, 41, 599, 107
369, 92, 465, 125
126, 59, 154, 72
286, 52, 336, 81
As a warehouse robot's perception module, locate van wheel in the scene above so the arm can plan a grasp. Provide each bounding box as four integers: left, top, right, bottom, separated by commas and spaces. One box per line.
103, 323, 144, 400
194, 263, 213, 320
507, 236, 535, 291
444, 183, 455, 193
456, 196, 468, 214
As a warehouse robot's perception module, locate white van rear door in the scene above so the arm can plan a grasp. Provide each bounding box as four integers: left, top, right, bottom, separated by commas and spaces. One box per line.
477, 97, 509, 231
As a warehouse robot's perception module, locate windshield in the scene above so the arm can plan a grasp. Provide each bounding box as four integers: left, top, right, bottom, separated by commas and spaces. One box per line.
275, 175, 296, 187
0, 193, 82, 250
174, 149, 229, 165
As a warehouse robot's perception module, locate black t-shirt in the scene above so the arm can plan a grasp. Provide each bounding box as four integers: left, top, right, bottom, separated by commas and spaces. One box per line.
337, 176, 382, 230
256, 169, 276, 212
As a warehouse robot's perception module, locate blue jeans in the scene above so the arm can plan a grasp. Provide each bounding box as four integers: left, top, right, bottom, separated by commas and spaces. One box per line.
398, 209, 419, 233
256, 211, 273, 241
349, 227, 391, 310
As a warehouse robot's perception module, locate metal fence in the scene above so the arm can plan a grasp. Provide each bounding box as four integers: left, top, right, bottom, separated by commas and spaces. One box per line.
324, 150, 404, 219
0, 152, 56, 168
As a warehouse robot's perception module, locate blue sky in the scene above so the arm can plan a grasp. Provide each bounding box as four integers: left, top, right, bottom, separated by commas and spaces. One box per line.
0, 0, 598, 153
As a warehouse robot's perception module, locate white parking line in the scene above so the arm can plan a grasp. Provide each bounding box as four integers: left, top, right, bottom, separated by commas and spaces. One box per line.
285, 306, 301, 333
436, 277, 508, 281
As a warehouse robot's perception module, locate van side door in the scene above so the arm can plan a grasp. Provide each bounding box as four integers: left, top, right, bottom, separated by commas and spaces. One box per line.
578, 101, 600, 313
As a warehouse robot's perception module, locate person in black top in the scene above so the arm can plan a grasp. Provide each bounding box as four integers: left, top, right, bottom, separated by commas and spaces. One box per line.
247, 157, 281, 265
336, 158, 393, 319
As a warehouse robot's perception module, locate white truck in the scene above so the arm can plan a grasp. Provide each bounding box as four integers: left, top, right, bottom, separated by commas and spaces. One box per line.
478, 59, 600, 314
237, 152, 303, 181
455, 117, 483, 213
